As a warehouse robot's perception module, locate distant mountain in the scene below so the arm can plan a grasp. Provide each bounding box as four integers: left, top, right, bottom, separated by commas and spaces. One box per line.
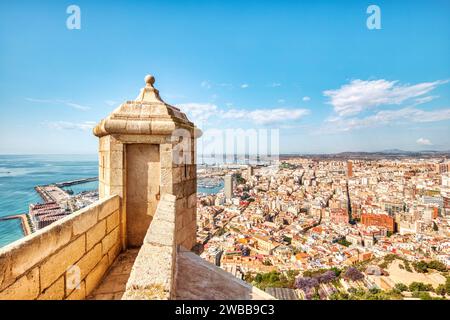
280, 149, 450, 160
380, 149, 409, 154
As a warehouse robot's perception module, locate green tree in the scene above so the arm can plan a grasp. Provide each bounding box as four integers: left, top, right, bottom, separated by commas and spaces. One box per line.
436, 284, 447, 297
427, 260, 447, 272
394, 283, 408, 292
337, 238, 351, 247
409, 281, 433, 292
413, 261, 429, 273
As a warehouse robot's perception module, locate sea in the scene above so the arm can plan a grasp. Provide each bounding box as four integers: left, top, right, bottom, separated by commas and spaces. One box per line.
0, 154, 223, 248
0, 155, 98, 248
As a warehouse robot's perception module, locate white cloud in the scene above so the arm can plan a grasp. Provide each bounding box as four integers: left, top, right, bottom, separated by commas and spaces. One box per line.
269, 83, 281, 87
302, 96, 311, 101
221, 108, 309, 125
322, 106, 450, 132
416, 138, 433, 146
64, 102, 91, 111
46, 121, 96, 131
176, 103, 218, 122
323, 79, 448, 117
240, 84, 249, 89
413, 95, 438, 105
178, 102, 310, 126
26, 98, 91, 111
277, 99, 285, 104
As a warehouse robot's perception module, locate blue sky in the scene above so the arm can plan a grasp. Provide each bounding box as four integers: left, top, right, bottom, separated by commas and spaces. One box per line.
0, 0, 449, 154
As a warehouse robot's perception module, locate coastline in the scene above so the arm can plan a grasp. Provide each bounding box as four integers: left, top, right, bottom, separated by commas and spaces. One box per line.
0, 213, 32, 236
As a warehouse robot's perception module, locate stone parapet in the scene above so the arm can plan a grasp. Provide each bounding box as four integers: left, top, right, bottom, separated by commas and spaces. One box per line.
175, 247, 276, 300
0, 195, 122, 300
122, 194, 178, 300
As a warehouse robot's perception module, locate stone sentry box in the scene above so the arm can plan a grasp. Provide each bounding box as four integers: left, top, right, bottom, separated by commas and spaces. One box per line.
93, 75, 200, 250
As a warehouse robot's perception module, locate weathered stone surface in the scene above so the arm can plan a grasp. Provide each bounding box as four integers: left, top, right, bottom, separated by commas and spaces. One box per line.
124, 245, 174, 299
98, 181, 105, 198
172, 182, 185, 199
93, 76, 194, 138
109, 185, 123, 198
184, 179, 197, 198
175, 248, 275, 300
107, 242, 121, 266
40, 235, 86, 290
86, 219, 106, 251
106, 210, 120, 233
109, 168, 124, 186
122, 285, 167, 300
102, 227, 120, 255
0, 219, 72, 290
116, 134, 169, 145
109, 151, 123, 169
187, 193, 197, 209
0, 195, 122, 300
85, 255, 109, 295
160, 168, 173, 186
0, 267, 40, 300
66, 281, 86, 300
98, 195, 120, 220
144, 219, 175, 247
87, 249, 138, 300
72, 205, 98, 236
160, 151, 174, 169
75, 243, 102, 281
38, 276, 65, 300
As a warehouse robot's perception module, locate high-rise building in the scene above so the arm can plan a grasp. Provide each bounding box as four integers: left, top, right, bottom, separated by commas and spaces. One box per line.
361, 213, 395, 232
347, 160, 353, 177
435, 162, 450, 174
247, 165, 254, 179
224, 174, 234, 200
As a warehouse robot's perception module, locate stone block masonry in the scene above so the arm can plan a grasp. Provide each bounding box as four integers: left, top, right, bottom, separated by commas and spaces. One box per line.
122, 194, 177, 300
0, 195, 121, 300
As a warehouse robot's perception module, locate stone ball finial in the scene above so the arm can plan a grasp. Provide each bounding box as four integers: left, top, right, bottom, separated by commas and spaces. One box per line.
145, 74, 155, 86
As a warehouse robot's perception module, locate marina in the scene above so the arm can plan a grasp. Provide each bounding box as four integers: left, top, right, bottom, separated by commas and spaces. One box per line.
0, 177, 99, 239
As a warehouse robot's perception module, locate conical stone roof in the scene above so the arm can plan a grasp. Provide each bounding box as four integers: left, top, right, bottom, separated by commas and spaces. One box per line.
94, 75, 196, 137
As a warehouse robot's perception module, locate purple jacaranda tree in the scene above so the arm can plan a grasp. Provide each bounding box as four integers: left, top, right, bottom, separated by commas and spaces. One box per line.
295, 277, 319, 291
343, 267, 364, 281
316, 270, 336, 283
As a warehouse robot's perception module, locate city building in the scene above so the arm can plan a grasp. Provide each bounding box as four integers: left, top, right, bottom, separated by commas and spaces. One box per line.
347, 160, 353, 178
361, 213, 395, 232
224, 174, 234, 201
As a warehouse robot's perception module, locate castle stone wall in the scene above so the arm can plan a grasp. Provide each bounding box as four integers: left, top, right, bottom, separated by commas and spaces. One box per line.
122, 193, 178, 300
0, 195, 122, 300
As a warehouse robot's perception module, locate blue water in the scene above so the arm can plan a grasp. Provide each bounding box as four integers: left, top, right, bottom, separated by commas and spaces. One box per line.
0, 155, 98, 248
197, 181, 224, 195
